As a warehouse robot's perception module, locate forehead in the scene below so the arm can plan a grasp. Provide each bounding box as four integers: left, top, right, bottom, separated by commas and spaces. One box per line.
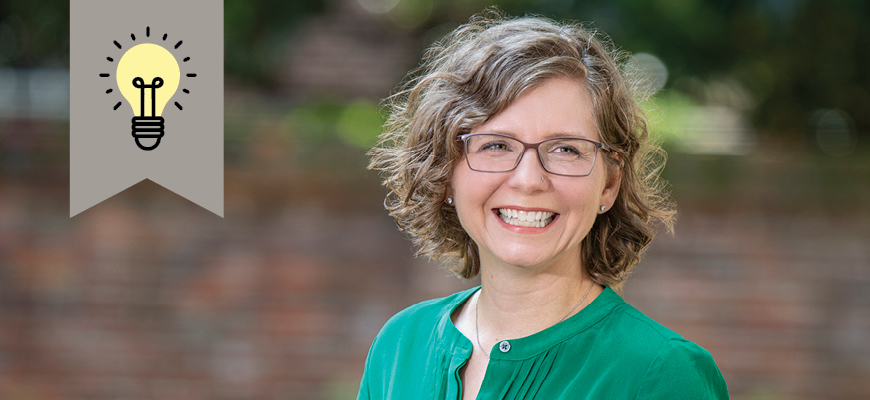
472, 76, 598, 141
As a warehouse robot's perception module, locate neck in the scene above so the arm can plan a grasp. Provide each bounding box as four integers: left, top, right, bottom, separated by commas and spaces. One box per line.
475, 251, 602, 341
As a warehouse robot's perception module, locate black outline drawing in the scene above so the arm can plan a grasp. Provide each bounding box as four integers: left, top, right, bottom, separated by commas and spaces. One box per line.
101, 26, 197, 150
131, 77, 166, 151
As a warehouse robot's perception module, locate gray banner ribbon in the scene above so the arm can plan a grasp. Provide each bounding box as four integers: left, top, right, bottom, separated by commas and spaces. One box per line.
70, 0, 223, 217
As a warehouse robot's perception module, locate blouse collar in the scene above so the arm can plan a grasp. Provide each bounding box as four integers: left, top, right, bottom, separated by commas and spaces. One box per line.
436, 286, 623, 360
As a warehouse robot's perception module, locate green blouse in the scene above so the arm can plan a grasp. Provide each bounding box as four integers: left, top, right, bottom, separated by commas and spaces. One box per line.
357, 286, 729, 399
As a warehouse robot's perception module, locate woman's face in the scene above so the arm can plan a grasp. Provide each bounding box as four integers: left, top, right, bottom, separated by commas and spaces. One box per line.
450, 76, 620, 271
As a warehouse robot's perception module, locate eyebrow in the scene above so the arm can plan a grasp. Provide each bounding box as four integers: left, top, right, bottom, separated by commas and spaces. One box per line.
480, 130, 593, 140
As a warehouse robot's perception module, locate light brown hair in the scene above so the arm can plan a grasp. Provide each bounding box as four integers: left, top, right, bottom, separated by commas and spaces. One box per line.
370, 10, 675, 290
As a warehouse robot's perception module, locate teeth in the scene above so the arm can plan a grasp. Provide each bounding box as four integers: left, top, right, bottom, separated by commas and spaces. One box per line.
498, 208, 556, 228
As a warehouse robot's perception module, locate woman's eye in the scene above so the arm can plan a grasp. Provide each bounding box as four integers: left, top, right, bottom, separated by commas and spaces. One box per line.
480, 141, 511, 151
552, 145, 581, 155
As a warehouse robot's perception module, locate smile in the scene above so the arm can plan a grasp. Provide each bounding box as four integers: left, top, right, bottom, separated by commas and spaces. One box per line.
497, 208, 557, 228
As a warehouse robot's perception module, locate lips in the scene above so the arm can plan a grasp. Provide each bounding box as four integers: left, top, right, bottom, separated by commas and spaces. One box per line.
497, 208, 557, 228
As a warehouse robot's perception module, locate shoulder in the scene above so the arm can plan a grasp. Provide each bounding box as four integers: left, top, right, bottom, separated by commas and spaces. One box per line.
635, 339, 730, 399
592, 292, 690, 355
597, 295, 729, 399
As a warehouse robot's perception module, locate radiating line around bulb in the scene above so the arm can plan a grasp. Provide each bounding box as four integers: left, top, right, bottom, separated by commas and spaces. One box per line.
175, 102, 183, 110
106, 89, 113, 93
175, 41, 183, 49
183, 57, 190, 62
114, 40, 121, 49
113, 102, 122, 110
186, 73, 196, 77
146, 26, 150, 37
107, 57, 113, 62
99, 73, 110, 77
131, 33, 136, 41
162, 33, 167, 40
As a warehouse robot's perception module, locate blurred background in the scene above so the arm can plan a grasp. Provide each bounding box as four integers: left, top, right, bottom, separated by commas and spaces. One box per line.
1, 0, 869, 399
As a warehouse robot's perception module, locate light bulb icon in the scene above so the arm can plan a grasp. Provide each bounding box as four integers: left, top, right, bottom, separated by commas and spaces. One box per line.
117, 43, 179, 150
101, 27, 195, 151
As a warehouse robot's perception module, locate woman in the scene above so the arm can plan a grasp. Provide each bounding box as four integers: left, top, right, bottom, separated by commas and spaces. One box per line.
359, 11, 729, 400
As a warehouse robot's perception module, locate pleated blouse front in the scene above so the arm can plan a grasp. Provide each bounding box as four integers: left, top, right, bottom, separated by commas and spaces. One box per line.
357, 286, 729, 400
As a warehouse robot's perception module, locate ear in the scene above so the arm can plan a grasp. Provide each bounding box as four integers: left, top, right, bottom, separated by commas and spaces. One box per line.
599, 153, 622, 213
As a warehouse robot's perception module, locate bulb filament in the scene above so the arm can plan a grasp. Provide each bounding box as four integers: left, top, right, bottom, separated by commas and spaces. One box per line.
132, 77, 164, 117
131, 77, 166, 151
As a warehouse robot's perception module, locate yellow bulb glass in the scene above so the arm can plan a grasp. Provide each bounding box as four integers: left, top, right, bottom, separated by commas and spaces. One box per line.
116, 43, 180, 117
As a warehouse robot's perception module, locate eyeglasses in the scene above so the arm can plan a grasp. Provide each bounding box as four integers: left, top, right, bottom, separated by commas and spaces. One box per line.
457, 133, 614, 177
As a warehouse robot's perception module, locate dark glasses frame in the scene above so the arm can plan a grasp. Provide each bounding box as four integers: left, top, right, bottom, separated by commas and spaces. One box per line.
457, 132, 617, 177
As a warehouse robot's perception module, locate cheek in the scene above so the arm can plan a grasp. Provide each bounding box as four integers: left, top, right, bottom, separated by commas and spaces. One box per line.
451, 165, 499, 228
557, 180, 604, 230
452, 161, 480, 202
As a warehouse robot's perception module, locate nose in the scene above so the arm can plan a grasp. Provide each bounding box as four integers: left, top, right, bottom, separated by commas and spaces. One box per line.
506, 148, 549, 193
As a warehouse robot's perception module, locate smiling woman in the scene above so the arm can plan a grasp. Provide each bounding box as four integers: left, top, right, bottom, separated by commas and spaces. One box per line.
361, 9, 729, 400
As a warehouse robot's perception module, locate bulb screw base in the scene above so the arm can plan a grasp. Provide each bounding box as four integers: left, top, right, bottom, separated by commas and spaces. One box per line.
132, 116, 165, 151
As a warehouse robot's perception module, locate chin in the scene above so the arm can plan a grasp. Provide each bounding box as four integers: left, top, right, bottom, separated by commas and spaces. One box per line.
489, 246, 554, 268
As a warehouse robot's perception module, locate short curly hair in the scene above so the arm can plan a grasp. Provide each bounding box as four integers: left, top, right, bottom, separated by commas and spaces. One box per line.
369, 10, 675, 290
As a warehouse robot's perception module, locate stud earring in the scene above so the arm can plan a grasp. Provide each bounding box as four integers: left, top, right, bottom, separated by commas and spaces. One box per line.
600, 205, 606, 212
447, 197, 454, 205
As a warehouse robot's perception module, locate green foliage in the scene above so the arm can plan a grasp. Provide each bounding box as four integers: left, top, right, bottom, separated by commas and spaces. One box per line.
0, 0, 69, 67
283, 98, 346, 147
643, 90, 698, 145
225, 0, 326, 85
281, 98, 384, 163
336, 100, 385, 149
